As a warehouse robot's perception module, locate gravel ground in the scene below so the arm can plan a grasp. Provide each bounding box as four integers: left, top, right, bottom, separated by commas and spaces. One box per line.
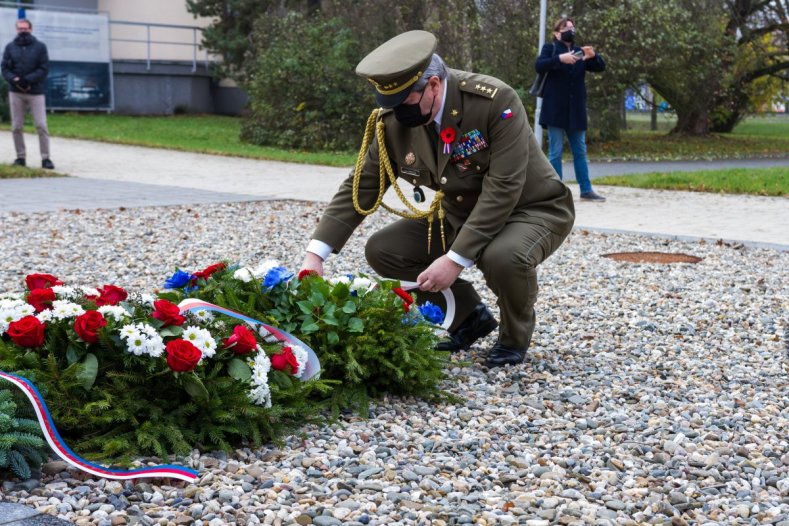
1, 200, 788, 526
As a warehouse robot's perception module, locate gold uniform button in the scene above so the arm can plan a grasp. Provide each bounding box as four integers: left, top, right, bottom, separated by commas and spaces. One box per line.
476, 165, 481, 171
440, 177, 447, 184
456, 195, 464, 202
412, 179, 417, 185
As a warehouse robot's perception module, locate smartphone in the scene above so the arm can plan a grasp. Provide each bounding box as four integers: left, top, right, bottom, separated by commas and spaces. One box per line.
572, 50, 585, 59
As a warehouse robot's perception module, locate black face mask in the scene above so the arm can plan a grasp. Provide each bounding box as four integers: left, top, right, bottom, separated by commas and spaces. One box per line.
560, 29, 575, 42
394, 88, 436, 128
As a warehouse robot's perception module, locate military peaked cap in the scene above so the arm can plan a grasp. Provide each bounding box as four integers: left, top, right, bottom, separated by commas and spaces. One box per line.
355, 30, 438, 108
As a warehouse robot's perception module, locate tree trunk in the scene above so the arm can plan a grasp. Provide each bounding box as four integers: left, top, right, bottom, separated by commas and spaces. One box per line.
671, 110, 711, 135
651, 102, 657, 131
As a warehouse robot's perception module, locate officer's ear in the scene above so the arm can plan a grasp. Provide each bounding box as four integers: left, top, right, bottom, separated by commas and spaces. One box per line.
427, 75, 441, 94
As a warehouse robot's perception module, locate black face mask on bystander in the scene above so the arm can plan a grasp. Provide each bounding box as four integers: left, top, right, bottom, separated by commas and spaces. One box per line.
394, 88, 436, 128
560, 29, 575, 42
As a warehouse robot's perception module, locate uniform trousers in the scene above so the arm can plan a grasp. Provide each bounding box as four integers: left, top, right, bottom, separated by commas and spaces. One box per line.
365, 217, 567, 349
10, 92, 50, 160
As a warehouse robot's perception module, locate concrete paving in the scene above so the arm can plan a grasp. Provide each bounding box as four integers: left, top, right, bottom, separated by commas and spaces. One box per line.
0, 503, 71, 525
1, 131, 787, 250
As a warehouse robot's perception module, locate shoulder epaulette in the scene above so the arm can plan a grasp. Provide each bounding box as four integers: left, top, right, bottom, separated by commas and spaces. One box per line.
459, 79, 499, 100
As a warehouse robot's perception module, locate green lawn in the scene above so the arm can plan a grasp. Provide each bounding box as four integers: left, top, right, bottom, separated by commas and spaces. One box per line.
595, 167, 789, 197
1, 114, 357, 167
0, 113, 789, 166
0, 163, 66, 179
1, 112, 787, 167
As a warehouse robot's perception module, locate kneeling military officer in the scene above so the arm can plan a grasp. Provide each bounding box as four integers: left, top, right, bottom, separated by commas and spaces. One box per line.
300, 30, 575, 367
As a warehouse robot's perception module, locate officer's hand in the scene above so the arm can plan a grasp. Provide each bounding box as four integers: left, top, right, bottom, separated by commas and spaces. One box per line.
416, 255, 463, 293
581, 46, 596, 59
300, 252, 324, 277
559, 52, 580, 64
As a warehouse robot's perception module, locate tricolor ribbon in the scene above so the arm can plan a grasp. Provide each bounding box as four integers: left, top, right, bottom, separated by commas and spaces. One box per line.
178, 299, 321, 381
0, 371, 199, 482
397, 281, 455, 330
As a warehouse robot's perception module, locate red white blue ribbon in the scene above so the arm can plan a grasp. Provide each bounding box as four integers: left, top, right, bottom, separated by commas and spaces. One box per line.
178, 299, 321, 381
397, 281, 455, 329
0, 371, 199, 482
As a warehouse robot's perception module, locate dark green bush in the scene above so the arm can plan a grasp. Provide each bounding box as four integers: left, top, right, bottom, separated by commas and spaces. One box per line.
0, 388, 49, 479
240, 13, 372, 151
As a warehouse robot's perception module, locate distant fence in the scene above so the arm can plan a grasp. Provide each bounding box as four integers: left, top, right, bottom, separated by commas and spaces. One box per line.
110, 20, 213, 72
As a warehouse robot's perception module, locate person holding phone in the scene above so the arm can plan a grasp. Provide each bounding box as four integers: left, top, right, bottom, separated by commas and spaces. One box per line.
535, 17, 605, 201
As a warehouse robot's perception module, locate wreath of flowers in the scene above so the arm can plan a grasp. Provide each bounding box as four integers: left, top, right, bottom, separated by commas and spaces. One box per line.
1, 271, 311, 408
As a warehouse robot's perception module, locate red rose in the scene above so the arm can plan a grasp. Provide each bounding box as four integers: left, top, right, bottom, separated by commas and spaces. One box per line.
25, 273, 63, 290
271, 346, 299, 374
26, 288, 55, 312
94, 285, 128, 307
152, 300, 186, 327
193, 262, 226, 281
165, 339, 202, 372
74, 311, 107, 344
222, 325, 257, 355
7, 316, 46, 348
298, 269, 317, 280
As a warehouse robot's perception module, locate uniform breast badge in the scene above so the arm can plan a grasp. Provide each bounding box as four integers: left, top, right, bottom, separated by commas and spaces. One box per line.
439, 127, 456, 155
450, 129, 489, 164
405, 152, 416, 165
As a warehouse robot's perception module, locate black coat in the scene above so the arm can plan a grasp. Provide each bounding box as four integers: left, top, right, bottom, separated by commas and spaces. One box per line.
535, 40, 605, 131
1, 33, 49, 95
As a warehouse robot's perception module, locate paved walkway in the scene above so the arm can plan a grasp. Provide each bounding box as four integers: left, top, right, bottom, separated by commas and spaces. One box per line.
0, 503, 71, 525
1, 131, 788, 249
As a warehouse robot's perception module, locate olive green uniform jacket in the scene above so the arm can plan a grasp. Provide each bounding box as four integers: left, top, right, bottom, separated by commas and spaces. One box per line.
312, 68, 575, 265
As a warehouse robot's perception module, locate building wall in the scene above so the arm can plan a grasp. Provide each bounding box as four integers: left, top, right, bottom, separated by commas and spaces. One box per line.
99, 0, 215, 62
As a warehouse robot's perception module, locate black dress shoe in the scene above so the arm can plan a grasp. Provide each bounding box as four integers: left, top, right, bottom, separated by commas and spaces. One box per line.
436, 303, 498, 351
485, 342, 528, 367
41, 159, 55, 170
13, 158, 25, 167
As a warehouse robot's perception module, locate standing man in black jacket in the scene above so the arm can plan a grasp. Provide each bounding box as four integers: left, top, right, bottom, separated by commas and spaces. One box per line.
1, 18, 54, 169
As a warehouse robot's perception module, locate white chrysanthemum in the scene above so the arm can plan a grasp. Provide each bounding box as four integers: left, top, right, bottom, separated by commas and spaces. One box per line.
144, 338, 165, 358
198, 335, 217, 359
140, 293, 156, 306
34, 310, 53, 323
51, 286, 77, 298
119, 324, 138, 339
51, 300, 85, 320
252, 348, 271, 377
290, 345, 308, 379
350, 277, 373, 295
0, 293, 22, 301
182, 326, 203, 344
138, 323, 159, 339
80, 286, 100, 297
329, 275, 352, 286
251, 259, 280, 279
1, 301, 34, 332
98, 305, 129, 321
126, 333, 147, 356
193, 309, 214, 322
233, 267, 255, 283
17, 304, 36, 317
248, 384, 272, 408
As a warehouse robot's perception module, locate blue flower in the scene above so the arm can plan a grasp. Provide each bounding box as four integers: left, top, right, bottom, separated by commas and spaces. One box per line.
418, 301, 445, 325
262, 267, 294, 289
164, 269, 194, 289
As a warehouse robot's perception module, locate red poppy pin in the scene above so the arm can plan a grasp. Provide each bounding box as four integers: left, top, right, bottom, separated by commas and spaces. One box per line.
440, 127, 456, 155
